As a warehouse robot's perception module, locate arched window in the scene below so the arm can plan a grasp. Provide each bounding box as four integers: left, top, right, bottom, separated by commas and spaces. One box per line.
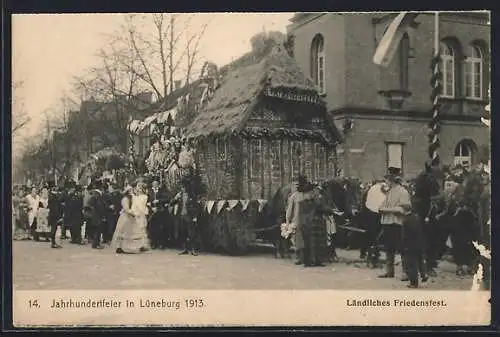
465, 45, 483, 99
440, 42, 455, 98
311, 34, 325, 94
454, 140, 476, 168
399, 33, 410, 91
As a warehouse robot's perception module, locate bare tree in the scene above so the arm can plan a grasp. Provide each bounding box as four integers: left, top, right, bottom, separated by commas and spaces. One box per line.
104, 13, 211, 101
12, 79, 31, 135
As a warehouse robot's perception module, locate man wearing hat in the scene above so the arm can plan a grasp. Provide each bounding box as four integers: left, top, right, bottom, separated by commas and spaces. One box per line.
103, 181, 122, 244
63, 179, 84, 244
147, 176, 169, 249
378, 167, 412, 279
413, 160, 442, 277
48, 181, 64, 248
172, 176, 200, 255
83, 178, 107, 249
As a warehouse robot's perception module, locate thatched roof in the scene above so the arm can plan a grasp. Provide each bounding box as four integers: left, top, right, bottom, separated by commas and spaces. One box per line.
184, 44, 340, 142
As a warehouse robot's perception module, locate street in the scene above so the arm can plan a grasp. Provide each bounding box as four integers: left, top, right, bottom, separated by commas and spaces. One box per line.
12, 239, 473, 290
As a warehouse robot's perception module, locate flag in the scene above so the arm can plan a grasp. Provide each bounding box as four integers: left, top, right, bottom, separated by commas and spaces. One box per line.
373, 12, 420, 67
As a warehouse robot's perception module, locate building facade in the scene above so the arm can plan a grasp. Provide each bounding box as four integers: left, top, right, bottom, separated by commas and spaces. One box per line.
287, 12, 490, 181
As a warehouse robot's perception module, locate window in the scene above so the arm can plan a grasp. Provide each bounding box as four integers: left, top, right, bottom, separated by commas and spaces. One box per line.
386, 142, 403, 172
454, 140, 475, 168
216, 138, 226, 161
465, 45, 483, 99
136, 128, 151, 158
314, 143, 327, 181
250, 139, 262, 179
440, 42, 455, 98
270, 140, 281, 179
311, 34, 326, 95
291, 141, 303, 177
399, 33, 410, 91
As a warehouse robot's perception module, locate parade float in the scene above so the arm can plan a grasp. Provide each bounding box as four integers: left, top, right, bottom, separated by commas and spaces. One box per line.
127, 45, 343, 255
77, 147, 130, 186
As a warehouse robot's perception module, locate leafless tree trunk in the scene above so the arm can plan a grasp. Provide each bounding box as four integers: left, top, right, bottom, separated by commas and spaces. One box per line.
12, 80, 31, 135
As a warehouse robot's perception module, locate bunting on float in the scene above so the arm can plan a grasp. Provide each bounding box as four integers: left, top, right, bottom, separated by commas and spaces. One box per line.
227, 200, 239, 211
127, 106, 178, 135
240, 200, 251, 212
216, 200, 227, 214
257, 199, 267, 213
205, 200, 216, 214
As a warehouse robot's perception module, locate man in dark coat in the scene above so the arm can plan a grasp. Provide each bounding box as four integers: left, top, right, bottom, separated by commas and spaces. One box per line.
83, 178, 107, 249
147, 176, 169, 249
103, 182, 122, 244
63, 180, 84, 244
48, 181, 64, 249
413, 160, 441, 277
172, 177, 199, 255
402, 197, 428, 288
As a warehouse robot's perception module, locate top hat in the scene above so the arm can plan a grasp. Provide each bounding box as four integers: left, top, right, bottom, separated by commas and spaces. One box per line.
385, 167, 402, 179
64, 179, 76, 189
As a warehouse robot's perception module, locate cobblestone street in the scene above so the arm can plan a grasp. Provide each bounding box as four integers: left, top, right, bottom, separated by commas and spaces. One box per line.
12, 239, 473, 290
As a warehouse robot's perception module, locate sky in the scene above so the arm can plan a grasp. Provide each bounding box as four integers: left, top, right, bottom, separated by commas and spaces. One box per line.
12, 13, 294, 154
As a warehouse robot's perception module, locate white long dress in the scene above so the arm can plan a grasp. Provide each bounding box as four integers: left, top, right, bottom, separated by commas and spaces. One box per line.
26, 194, 39, 228
112, 193, 150, 253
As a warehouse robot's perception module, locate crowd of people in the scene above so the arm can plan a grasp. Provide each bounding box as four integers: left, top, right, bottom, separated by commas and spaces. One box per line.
12, 156, 490, 290
12, 172, 202, 256
281, 160, 490, 289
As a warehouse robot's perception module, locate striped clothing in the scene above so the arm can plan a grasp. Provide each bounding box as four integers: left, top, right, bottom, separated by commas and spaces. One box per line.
380, 184, 411, 226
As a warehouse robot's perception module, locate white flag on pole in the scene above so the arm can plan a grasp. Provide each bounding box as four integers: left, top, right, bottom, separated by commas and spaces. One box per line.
373, 12, 420, 67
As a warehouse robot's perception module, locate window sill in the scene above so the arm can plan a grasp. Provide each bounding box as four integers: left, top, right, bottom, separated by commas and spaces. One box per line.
439, 97, 489, 104
319, 92, 327, 98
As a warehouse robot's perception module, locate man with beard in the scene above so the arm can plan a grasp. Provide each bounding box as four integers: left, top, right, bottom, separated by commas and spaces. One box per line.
63, 179, 84, 245
412, 160, 442, 277
147, 176, 169, 249
48, 181, 64, 249
103, 182, 122, 244
83, 178, 107, 249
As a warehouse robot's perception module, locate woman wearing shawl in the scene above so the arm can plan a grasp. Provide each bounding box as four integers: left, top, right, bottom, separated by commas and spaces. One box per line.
286, 175, 314, 266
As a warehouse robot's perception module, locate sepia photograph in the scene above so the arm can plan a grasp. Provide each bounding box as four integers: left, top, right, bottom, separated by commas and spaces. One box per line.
11, 11, 491, 327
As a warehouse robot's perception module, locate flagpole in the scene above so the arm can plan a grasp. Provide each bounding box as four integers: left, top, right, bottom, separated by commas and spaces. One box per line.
429, 11, 441, 166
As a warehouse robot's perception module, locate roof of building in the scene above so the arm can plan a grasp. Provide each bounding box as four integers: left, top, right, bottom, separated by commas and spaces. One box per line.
184, 43, 342, 143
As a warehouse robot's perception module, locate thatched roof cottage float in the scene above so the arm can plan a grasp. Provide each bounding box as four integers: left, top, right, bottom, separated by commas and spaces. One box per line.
184, 42, 343, 254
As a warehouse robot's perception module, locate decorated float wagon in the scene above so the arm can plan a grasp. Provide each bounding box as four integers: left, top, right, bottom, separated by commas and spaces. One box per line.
182, 44, 343, 254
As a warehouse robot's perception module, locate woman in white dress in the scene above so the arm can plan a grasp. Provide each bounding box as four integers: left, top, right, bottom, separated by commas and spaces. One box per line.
35, 186, 51, 241
112, 180, 150, 254
26, 186, 40, 240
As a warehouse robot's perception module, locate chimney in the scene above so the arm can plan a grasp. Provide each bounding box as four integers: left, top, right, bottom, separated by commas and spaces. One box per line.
136, 91, 153, 104
175, 80, 182, 91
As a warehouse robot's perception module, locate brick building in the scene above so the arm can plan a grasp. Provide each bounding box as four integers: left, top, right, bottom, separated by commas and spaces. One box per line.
287, 12, 490, 181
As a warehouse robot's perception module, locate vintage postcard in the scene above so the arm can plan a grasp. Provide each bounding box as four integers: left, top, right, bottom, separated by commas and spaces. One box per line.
11, 11, 491, 327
